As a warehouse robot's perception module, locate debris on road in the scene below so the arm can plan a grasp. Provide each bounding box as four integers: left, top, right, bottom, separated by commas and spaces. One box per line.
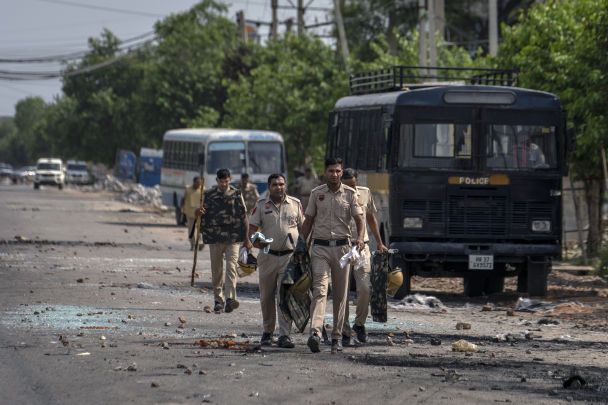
452, 340, 478, 353
563, 374, 587, 389
136, 282, 155, 289
390, 294, 445, 311
455, 322, 471, 330
102, 175, 167, 210
197, 339, 255, 351
481, 303, 494, 312
514, 298, 554, 312
538, 318, 560, 325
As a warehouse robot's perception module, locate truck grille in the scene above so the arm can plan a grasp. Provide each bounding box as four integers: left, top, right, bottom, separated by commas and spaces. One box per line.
512, 202, 553, 232
448, 195, 507, 236
402, 200, 444, 224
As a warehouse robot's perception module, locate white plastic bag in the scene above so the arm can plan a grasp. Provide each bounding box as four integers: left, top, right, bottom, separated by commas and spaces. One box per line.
239, 247, 248, 264
339, 246, 361, 269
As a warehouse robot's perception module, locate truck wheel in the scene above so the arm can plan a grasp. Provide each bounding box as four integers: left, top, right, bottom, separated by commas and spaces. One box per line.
392, 266, 411, 300
464, 276, 485, 297
527, 263, 549, 297
484, 276, 504, 295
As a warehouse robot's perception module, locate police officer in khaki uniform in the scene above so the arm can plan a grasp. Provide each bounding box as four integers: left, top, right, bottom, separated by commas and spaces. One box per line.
294, 167, 320, 211
247, 174, 304, 348
341, 168, 388, 345
181, 176, 204, 251
198, 169, 252, 314
301, 157, 364, 354
238, 173, 260, 214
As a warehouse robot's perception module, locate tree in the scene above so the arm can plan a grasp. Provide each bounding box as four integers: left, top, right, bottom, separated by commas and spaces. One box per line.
13, 97, 48, 163
223, 34, 348, 173
498, 0, 608, 256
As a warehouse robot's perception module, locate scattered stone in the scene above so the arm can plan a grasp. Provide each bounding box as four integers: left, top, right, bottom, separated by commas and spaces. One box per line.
520, 376, 527, 383
100, 336, 106, 341
563, 374, 586, 389
177, 364, 187, 369
249, 392, 259, 398
482, 303, 494, 312
127, 363, 137, 371
101, 342, 106, 348
14, 235, 30, 242
151, 382, 159, 388
430, 338, 441, 346
137, 282, 155, 289
203, 306, 212, 313
178, 316, 186, 324
225, 332, 237, 339
456, 322, 471, 330
452, 339, 478, 353
184, 368, 193, 375
175, 329, 184, 334
161, 342, 170, 350
419, 386, 426, 392
241, 333, 249, 338
386, 336, 395, 346
538, 318, 560, 325
229, 363, 236, 367
76, 278, 84, 283
164, 322, 171, 327
506, 309, 515, 316
199, 370, 207, 375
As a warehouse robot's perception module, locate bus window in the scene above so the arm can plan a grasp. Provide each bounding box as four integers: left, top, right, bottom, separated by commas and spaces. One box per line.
487, 125, 556, 170
248, 142, 283, 174
399, 123, 472, 169
207, 142, 245, 175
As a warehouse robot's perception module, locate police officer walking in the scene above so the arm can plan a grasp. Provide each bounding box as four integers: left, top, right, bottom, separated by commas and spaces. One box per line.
198, 169, 252, 314
294, 167, 320, 211
247, 174, 304, 348
340, 168, 388, 345
301, 157, 364, 354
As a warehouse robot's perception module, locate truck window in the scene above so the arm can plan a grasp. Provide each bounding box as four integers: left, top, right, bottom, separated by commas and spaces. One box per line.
398, 123, 472, 169
486, 125, 557, 170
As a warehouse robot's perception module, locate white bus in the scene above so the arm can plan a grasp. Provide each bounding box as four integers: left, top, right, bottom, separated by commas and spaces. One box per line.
160, 128, 286, 224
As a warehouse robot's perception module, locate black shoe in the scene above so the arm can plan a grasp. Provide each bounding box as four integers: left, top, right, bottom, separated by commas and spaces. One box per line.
307, 333, 321, 353
342, 334, 351, 347
331, 339, 343, 354
353, 324, 367, 343
278, 335, 295, 349
260, 332, 272, 346
225, 299, 239, 313
321, 325, 330, 345
213, 302, 223, 314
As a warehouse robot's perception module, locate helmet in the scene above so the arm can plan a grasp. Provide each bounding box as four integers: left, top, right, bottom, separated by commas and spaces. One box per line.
386, 268, 404, 297
237, 252, 258, 277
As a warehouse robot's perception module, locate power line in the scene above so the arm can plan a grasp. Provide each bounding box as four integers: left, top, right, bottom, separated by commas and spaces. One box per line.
33, 0, 165, 18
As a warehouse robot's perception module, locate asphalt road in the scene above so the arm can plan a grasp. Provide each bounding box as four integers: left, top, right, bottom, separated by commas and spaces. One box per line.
1, 184, 607, 404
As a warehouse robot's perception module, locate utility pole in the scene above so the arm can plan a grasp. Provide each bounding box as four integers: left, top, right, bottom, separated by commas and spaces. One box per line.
271, 0, 279, 40
334, 0, 350, 73
418, 0, 427, 75
236, 10, 247, 41
428, 0, 437, 70
435, 0, 445, 41
297, 0, 305, 35
489, 0, 498, 56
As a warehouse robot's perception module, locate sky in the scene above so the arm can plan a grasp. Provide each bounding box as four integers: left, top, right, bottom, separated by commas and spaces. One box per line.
0, 0, 334, 117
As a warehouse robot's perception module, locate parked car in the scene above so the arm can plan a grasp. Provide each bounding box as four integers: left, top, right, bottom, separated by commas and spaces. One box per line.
0, 163, 13, 181
34, 158, 65, 189
11, 166, 36, 184
65, 160, 91, 185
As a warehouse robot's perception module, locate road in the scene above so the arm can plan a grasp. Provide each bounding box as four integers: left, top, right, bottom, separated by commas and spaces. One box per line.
1, 184, 607, 404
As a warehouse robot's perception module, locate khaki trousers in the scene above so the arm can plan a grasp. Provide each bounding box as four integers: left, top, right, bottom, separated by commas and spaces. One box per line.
343, 245, 371, 336
310, 244, 350, 340
209, 243, 240, 305
258, 252, 293, 336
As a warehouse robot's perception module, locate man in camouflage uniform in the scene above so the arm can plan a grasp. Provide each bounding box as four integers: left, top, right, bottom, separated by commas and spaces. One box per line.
301, 157, 364, 354
341, 168, 388, 345
247, 173, 304, 349
294, 167, 320, 211
238, 173, 259, 214
198, 169, 252, 314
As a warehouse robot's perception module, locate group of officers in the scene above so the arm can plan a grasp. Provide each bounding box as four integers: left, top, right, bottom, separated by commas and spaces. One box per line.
182, 157, 387, 354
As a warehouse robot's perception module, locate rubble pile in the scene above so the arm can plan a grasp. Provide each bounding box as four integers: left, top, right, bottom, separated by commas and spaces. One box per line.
102, 175, 167, 210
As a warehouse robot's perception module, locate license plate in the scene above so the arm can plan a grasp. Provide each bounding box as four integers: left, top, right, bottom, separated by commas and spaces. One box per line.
469, 254, 494, 270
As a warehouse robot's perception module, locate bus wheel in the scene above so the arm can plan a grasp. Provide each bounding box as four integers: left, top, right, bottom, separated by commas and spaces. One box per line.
392, 266, 411, 300
464, 276, 485, 297
527, 262, 549, 297
484, 276, 504, 295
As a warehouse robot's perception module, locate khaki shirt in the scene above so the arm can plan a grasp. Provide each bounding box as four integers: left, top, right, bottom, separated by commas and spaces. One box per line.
182, 185, 203, 219
305, 183, 363, 240
238, 182, 260, 213
296, 176, 320, 196
349, 186, 377, 242
250, 195, 304, 251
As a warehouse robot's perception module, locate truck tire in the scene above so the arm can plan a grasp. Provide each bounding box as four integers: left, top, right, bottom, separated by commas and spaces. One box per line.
484, 276, 505, 295
527, 262, 549, 297
392, 266, 411, 300
464, 276, 485, 297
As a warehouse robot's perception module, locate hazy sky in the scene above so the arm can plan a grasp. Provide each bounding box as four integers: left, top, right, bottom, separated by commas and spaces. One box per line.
0, 0, 334, 117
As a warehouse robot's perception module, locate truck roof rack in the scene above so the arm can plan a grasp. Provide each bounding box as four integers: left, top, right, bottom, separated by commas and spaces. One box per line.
349, 66, 518, 95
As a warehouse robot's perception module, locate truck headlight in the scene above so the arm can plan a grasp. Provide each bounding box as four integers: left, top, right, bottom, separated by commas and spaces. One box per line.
403, 217, 423, 229
532, 220, 551, 232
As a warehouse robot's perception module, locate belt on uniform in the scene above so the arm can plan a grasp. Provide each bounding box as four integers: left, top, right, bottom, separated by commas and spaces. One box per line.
313, 239, 349, 247
351, 240, 369, 245
267, 249, 294, 256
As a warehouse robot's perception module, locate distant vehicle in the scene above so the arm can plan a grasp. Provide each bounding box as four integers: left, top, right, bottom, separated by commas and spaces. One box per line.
138, 148, 163, 187
0, 163, 13, 181
34, 158, 65, 190
12, 166, 36, 184
115, 150, 137, 181
160, 128, 286, 225
65, 160, 91, 185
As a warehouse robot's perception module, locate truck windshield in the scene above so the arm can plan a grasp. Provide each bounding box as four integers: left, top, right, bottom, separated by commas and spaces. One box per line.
398, 123, 473, 169
486, 125, 557, 170
67, 164, 87, 171
248, 142, 283, 174
207, 142, 245, 175
37, 163, 60, 171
